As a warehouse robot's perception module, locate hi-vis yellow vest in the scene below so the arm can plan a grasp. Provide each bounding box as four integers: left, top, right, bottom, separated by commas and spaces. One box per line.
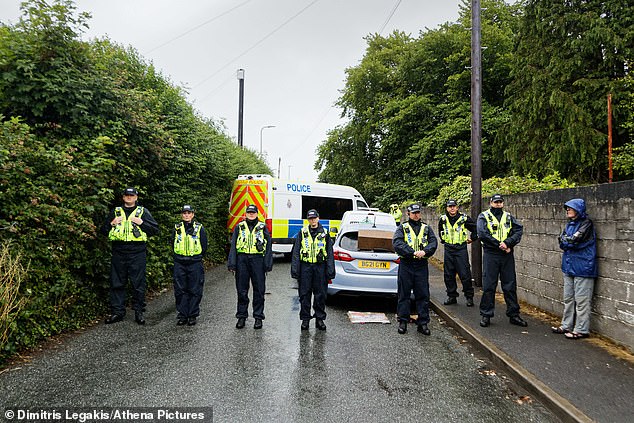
236, 221, 267, 254
173, 222, 203, 256
108, 206, 147, 242
299, 226, 328, 263
483, 210, 512, 241
401, 222, 429, 258
440, 214, 468, 244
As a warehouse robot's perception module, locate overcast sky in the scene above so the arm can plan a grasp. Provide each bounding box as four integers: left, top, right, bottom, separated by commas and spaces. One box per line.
0, 0, 462, 181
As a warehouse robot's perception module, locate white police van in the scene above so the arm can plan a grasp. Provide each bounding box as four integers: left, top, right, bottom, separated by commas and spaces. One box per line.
228, 174, 369, 254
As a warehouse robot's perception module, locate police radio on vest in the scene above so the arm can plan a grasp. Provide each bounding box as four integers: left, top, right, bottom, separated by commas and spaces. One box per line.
286, 183, 311, 193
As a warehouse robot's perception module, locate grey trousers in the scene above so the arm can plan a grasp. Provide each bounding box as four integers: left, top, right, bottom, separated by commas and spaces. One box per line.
561, 274, 595, 334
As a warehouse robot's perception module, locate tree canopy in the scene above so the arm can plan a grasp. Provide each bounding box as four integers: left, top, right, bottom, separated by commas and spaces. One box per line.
316, 0, 633, 207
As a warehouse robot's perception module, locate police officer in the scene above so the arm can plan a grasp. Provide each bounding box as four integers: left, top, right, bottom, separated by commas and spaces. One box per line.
393, 203, 438, 335
227, 204, 273, 329
291, 209, 335, 331
101, 187, 159, 325
172, 205, 208, 326
477, 194, 527, 328
389, 204, 402, 224
438, 199, 477, 306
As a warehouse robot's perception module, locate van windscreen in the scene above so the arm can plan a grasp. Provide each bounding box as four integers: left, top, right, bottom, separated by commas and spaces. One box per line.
302, 196, 353, 220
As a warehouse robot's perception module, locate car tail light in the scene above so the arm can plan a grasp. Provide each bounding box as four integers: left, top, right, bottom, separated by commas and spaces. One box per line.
328, 279, 332, 284
393, 257, 401, 264
333, 249, 354, 262
265, 218, 272, 235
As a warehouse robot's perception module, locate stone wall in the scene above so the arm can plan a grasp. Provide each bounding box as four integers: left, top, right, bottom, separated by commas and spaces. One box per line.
421, 180, 634, 350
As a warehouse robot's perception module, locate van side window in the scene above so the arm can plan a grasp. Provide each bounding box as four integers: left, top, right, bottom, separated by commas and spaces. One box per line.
302, 196, 353, 220
357, 200, 368, 209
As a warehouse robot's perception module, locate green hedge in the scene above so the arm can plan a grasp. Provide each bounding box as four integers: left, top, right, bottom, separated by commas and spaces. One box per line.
0, 1, 269, 362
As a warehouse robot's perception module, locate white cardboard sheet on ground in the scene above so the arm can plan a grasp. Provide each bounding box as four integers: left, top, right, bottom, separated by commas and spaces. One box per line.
347, 311, 391, 324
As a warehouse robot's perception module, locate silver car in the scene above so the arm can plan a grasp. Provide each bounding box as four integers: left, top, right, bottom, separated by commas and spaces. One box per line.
328, 211, 400, 297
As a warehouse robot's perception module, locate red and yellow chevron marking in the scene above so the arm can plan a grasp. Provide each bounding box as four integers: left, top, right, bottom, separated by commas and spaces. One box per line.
227, 179, 269, 233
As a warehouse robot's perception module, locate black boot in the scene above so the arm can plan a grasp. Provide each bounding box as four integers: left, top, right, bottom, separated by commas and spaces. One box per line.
398, 321, 407, 334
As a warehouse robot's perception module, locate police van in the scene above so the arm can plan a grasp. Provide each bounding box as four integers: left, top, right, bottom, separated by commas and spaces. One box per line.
227, 174, 369, 254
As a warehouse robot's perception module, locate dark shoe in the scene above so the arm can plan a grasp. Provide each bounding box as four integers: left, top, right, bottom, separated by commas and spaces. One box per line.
509, 316, 528, 327
551, 326, 569, 334
254, 318, 263, 329
105, 314, 124, 324
397, 321, 407, 334
417, 324, 431, 335
301, 320, 310, 330
315, 319, 327, 331
466, 297, 474, 307
187, 317, 197, 326
236, 317, 246, 329
565, 332, 589, 340
177, 318, 187, 326
134, 311, 145, 325
443, 297, 457, 305
480, 316, 490, 327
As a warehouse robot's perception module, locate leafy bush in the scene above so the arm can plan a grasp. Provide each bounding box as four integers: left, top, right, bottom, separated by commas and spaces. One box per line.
0, 0, 269, 362
432, 173, 576, 212
0, 242, 28, 355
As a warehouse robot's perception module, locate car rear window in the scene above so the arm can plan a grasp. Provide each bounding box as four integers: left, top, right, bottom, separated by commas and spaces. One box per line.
339, 232, 359, 251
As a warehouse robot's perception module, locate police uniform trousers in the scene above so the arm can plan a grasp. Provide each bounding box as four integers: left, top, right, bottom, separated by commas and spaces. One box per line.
298, 261, 327, 321
173, 260, 205, 319
397, 260, 430, 325
110, 250, 146, 315
479, 251, 520, 318
444, 245, 474, 298
235, 253, 266, 320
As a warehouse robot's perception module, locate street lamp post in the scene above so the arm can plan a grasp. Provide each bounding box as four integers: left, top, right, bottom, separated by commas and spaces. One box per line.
237, 69, 245, 147
259, 125, 276, 156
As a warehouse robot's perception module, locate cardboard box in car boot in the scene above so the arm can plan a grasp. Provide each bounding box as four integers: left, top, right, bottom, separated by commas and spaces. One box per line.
357, 229, 395, 252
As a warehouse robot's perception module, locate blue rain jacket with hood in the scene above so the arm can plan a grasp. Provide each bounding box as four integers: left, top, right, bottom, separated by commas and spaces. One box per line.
559, 199, 597, 278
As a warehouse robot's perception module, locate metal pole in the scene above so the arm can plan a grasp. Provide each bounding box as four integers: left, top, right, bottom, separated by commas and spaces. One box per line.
278, 157, 281, 179
470, 0, 483, 287
237, 69, 245, 147
259, 125, 276, 156
608, 93, 613, 183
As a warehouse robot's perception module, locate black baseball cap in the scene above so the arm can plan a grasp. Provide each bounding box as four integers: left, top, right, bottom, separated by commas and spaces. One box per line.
446, 199, 458, 207
245, 204, 258, 213
490, 194, 504, 202
306, 209, 319, 219
123, 187, 138, 196
181, 205, 194, 213
407, 204, 421, 213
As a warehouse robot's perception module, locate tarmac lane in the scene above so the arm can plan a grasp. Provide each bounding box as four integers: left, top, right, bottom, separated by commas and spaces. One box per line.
0, 259, 559, 422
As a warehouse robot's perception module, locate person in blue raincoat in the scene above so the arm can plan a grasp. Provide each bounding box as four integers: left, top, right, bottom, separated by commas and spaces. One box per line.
552, 198, 598, 340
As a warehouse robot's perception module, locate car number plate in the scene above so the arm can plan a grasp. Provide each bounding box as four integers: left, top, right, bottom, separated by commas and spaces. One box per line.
358, 260, 390, 269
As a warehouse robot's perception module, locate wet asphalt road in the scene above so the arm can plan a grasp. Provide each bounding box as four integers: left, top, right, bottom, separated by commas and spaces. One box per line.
0, 258, 558, 422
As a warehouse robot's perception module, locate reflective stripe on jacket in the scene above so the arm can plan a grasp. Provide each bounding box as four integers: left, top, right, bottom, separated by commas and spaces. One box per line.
299, 226, 328, 263
440, 214, 468, 244
482, 210, 511, 242
401, 222, 429, 258
236, 221, 267, 254
108, 206, 147, 242
173, 222, 203, 256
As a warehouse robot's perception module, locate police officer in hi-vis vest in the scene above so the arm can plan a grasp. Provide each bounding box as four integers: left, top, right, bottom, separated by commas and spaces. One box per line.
102, 187, 159, 325
477, 194, 527, 328
227, 204, 273, 330
392, 203, 437, 335
291, 209, 335, 331
172, 205, 208, 326
438, 199, 477, 307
